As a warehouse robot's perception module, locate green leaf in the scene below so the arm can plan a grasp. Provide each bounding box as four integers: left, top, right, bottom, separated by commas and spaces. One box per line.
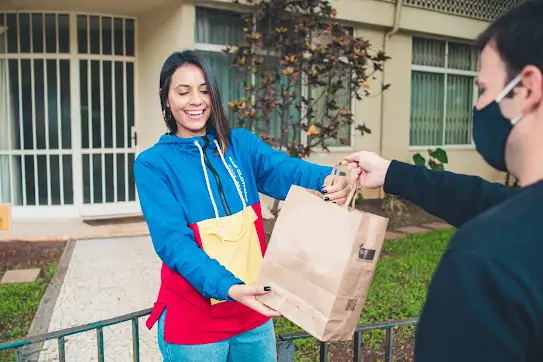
428, 159, 444, 171
413, 153, 426, 165
429, 148, 448, 164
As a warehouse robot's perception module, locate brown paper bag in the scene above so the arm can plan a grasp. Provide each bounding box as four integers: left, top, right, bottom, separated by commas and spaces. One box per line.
256, 169, 389, 342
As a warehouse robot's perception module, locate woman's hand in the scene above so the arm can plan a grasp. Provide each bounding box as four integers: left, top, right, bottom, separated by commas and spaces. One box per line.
322, 166, 360, 205
227, 284, 281, 317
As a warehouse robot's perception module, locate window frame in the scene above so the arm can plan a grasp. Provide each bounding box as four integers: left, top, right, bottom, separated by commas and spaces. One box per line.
194, 5, 356, 151
409, 36, 479, 151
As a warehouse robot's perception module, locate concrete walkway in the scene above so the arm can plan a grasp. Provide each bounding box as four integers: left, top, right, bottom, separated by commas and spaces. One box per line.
0, 218, 149, 242
37, 236, 162, 362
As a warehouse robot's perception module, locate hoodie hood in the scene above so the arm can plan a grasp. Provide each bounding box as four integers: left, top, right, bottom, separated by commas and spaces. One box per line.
157, 129, 219, 151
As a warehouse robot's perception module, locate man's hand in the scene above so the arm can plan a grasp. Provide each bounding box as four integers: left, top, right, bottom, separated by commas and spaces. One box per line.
341, 151, 392, 189
228, 284, 281, 317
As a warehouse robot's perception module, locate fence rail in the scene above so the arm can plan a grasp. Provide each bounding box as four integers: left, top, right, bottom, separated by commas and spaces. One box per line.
277, 318, 418, 362
0, 309, 417, 362
0, 308, 152, 362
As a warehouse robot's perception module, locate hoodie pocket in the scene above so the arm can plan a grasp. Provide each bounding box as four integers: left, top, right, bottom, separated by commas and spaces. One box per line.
197, 206, 263, 305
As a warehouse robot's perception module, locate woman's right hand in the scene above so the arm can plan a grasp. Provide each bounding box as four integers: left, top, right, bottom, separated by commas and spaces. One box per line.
227, 284, 281, 317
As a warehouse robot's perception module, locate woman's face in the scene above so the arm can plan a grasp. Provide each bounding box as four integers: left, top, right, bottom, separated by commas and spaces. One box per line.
167, 63, 212, 138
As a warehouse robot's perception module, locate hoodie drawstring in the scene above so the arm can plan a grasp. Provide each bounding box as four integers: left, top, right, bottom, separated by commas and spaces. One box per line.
194, 140, 248, 242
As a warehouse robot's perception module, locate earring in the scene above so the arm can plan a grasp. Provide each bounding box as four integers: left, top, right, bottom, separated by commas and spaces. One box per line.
162, 108, 171, 121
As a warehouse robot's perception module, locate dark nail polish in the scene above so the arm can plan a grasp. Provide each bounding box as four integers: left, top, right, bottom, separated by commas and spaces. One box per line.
322, 189, 327, 194
324, 197, 330, 201
264, 286, 271, 292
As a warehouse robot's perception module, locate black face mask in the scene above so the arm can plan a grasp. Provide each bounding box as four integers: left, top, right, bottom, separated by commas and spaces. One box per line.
472, 75, 522, 173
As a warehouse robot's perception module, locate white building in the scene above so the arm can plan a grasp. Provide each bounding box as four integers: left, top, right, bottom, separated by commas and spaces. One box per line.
0, 0, 519, 220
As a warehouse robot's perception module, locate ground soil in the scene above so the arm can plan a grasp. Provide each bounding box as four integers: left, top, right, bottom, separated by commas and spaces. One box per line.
0, 240, 66, 354
0, 240, 66, 279
263, 197, 444, 236
355, 198, 444, 230
328, 335, 415, 361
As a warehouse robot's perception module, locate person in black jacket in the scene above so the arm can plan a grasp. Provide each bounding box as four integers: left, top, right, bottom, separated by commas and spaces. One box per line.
343, 1, 543, 361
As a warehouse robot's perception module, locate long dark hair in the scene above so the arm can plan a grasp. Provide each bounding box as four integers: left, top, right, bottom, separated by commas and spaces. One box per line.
159, 50, 231, 153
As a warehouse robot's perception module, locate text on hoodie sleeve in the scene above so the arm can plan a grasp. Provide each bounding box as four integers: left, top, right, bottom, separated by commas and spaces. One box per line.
134, 157, 243, 301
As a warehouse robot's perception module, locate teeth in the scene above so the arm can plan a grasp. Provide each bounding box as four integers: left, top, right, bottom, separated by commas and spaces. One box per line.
186, 110, 204, 116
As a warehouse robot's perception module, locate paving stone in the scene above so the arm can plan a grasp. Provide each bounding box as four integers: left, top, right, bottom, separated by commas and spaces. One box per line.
396, 226, 430, 234
385, 231, 403, 240
37, 236, 162, 362
1, 268, 41, 284
422, 222, 452, 230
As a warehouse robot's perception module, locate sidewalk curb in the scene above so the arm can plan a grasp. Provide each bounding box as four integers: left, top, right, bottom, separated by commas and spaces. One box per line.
21, 239, 76, 362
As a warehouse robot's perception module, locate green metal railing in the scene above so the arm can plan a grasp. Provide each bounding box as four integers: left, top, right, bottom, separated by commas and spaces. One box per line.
0, 309, 417, 362
0, 308, 152, 362
277, 317, 418, 362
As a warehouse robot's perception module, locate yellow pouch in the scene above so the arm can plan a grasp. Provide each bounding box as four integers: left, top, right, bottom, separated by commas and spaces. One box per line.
197, 207, 263, 305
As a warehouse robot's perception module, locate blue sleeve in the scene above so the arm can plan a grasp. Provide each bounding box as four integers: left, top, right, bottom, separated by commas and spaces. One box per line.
241, 129, 333, 200
134, 157, 243, 302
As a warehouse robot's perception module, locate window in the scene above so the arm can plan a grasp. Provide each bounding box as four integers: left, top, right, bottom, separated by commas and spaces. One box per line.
195, 7, 247, 128
309, 28, 354, 147
410, 37, 478, 147
195, 7, 353, 147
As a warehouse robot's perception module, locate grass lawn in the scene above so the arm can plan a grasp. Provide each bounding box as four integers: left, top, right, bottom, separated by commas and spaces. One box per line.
0, 264, 56, 362
273, 228, 455, 361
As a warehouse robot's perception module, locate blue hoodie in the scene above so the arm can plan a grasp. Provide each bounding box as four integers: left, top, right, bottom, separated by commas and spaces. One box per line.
134, 127, 333, 343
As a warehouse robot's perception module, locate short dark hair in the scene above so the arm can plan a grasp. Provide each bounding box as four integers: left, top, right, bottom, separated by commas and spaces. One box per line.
159, 50, 231, 153
474, 0, 543, 82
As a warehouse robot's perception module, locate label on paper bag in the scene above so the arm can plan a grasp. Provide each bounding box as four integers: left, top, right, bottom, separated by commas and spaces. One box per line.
358, 246, 376, 261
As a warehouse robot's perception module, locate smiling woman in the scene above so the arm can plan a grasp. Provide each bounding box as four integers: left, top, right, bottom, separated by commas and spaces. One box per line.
165, 65, 211, 135
133, 50, 355, 361
159, 51, 231, 153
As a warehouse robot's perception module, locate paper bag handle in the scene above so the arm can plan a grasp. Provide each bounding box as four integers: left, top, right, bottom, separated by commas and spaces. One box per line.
329, 163, 360, 210
344, 178, 360, 209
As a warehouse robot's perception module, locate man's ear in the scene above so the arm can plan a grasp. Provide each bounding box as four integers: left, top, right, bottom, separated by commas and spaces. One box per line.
520, 65, 543, 113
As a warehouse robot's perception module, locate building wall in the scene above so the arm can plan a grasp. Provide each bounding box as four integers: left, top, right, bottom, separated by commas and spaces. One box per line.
137, 1, 196, 152
308, 1, 506, 196
287, 0, 505, 200
379, 31, 504, 182
0, 0, 510, 219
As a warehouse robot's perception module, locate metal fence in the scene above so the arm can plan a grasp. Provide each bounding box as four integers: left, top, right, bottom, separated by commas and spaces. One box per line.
0, 309, 417, 362
277, 318, 418, 362
0, 308, 152, 362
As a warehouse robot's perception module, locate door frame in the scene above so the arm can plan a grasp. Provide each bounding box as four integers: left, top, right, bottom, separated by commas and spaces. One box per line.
71, 13, 141, 218
2, 11, 140, 220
